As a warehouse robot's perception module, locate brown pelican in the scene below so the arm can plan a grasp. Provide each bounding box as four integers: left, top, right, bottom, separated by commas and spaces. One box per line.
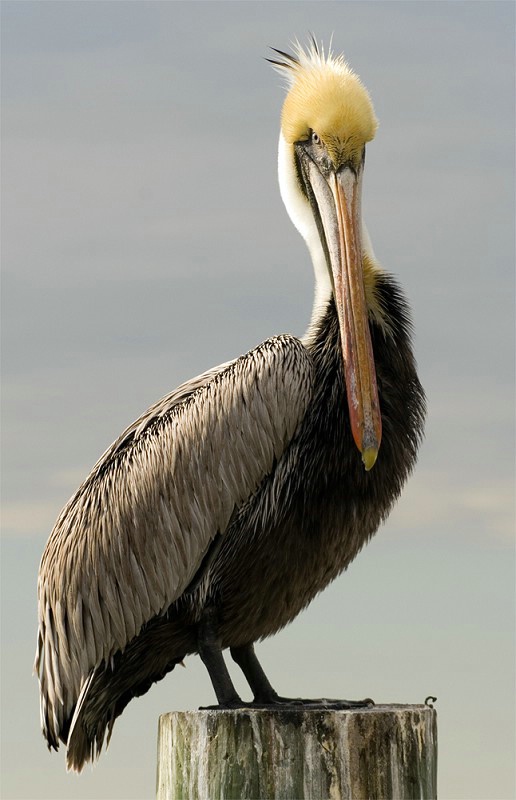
36, 40, 425, 772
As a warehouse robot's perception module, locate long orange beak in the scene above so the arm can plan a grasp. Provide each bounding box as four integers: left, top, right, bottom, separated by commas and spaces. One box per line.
330, 168, 382, 469
308, 162, 382, 469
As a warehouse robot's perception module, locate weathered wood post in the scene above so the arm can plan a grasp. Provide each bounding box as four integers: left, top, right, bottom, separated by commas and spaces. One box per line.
156, 705, 437, 799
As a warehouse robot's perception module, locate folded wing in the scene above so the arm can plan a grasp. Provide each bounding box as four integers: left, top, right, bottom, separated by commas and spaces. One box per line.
35, 334, 314, 750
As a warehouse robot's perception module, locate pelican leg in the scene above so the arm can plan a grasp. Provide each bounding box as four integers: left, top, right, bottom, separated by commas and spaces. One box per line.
230, 643, 280, 703
231, 643, 374, 709
230, 644, 281, 704
197, 608, 242, 707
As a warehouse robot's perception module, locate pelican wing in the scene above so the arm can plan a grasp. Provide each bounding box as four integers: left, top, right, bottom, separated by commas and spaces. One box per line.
36, 335, 313, 748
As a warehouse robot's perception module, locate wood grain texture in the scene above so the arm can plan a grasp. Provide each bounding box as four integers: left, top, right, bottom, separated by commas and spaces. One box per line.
156, 705, 437, 800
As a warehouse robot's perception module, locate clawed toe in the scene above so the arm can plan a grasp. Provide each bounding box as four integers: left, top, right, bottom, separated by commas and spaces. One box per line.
200, 695, 375, 712
282, 697, 374, 710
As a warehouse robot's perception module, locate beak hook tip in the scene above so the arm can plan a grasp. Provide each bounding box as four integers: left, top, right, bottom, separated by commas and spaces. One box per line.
362, 446, 379, 471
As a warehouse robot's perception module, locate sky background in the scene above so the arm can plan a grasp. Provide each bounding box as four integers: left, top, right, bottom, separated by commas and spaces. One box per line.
1, 2, 514, 799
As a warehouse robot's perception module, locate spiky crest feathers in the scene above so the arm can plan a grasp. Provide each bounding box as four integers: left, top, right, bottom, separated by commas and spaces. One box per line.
270, 38, 378, 164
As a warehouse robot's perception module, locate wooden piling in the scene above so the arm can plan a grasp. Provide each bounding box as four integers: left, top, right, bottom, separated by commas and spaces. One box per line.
156, 704, 437, 799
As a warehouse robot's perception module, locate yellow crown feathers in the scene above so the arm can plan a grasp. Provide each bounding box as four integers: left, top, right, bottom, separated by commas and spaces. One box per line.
270, 38, 378, 164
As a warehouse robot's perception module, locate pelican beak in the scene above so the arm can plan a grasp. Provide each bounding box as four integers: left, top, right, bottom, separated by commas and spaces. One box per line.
305, 160, 382, 469
329, 167, 382, 469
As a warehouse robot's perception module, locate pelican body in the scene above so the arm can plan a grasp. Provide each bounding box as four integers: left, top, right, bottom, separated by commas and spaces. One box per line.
36, 41, 425, 771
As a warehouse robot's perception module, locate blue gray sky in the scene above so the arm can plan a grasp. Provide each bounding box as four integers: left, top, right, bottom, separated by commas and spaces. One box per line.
1, 2, 514, 798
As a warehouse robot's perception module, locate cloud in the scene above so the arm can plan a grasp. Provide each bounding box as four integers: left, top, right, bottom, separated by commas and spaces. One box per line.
1, 502, 60, 538
392, 469, 514, 546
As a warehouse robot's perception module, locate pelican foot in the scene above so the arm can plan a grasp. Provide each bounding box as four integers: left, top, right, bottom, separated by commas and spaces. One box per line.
200, 697, 374, 711
254, 696, 375, 710
199, 699, 255, 710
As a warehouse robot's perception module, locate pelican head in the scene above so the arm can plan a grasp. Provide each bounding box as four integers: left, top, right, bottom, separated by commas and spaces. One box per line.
271, 39, 381, 470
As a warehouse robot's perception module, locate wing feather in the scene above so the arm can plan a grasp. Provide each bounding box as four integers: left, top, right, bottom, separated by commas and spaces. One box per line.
36, 335, 313, 747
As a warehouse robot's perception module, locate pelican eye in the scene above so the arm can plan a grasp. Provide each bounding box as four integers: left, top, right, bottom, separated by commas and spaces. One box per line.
311, 131, 321, 145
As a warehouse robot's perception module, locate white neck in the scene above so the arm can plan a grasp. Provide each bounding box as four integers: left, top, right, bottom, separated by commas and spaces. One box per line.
278, 134, 331, 342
